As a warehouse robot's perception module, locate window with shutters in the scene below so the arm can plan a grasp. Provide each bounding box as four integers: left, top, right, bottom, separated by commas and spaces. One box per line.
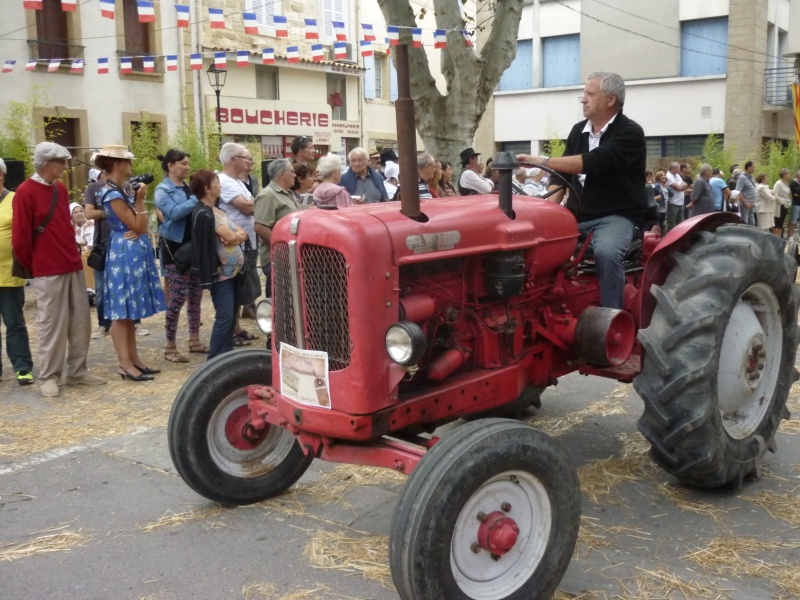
121, 0, 152, 72
680, 17, 727, 77
389, 57, 398, 102
327, 74, 348, 120
374, 55, 385, 99
498, 39, 532, 91
246, 0, 281, 27
256, 65, 279, 100
542, 34, 579, 88
363, 55, 376, 99
30, 0, 84, 61
319, 0, 348, 40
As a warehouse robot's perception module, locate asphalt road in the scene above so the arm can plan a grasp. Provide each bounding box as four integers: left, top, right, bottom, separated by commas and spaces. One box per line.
2, 292, 800, 600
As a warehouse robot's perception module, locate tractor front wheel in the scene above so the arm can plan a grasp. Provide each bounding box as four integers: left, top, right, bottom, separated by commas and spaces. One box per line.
168, 349, 312, 505
635, 225, 799, 489
389, 419, 580, 600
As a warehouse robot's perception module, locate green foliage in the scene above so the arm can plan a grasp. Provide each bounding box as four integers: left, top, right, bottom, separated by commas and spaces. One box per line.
0, 101, 34, 175
758, 137, 800, 184
700, 133, 737, 175
543, 118, 565, 158
169, 117, 221, 173
129, 120, 165, 208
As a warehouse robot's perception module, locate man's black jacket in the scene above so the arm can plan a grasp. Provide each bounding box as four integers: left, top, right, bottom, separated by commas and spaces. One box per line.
559, 111, 647, 227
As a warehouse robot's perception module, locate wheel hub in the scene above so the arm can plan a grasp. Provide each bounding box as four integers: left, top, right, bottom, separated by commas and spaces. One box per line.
476, 510, 519, 557
224, 405, 266, 450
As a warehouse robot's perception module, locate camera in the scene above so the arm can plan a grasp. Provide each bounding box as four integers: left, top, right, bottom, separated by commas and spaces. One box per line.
129, 172, 154, 191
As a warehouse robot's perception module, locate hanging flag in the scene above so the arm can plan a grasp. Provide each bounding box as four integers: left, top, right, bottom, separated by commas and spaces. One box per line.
304, 18, 319, 40
262, 48, 275, 64
311, 44, 323, 62
434, 29, 447, 49
99, 0, 115, 19
243, 12, 259, 34
237, 50, 249, 66
48, 60, 61, 72
25, 59, 38, 72
142, 56, 155, 72
333, 21, 346, 42
361, 23, 375, 41
97, 58, 109, 74
387, 26, 400, 46
2, 61, 15, 74
190, 53, 203, 70
286, 46, 299, 63
333, 41, 347, 60
175, 4, 189, 28
273, 15, 288, 37
70, 59, 84, 73
61, 0, 77, 11
359, 40, 373, 57
137, 0, 155, 23
462, 29, 473, 47
385, 37, 390, 55
209, 8, 225, 29
412, 28, 422, 48
23, 1, 43, 9
166, 55, 178, 71
214, 52, 227, 69
120, 57, 132, 74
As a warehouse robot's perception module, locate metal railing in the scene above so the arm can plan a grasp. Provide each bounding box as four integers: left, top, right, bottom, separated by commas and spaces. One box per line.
764, 66, 798, 106
27, 39, 85, 61
115, 50, 164, 74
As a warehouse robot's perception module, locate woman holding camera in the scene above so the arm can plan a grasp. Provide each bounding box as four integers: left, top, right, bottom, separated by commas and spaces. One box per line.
94, 145, 165, 381
154, 149, 204, 363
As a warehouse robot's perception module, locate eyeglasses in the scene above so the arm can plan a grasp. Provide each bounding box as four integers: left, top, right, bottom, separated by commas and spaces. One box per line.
234, 155, 253, 161
283, 169, 295, 175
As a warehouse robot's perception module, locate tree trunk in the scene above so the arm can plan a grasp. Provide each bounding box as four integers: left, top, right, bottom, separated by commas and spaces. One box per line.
376, 0, 524, 169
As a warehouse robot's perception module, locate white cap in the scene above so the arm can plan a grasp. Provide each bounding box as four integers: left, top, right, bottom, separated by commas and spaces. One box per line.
88, 168, 101, 182
33, 141, 71, 163
0, 158, 6, 174
526, 167, 541, 178
730, 190, 740, 199
69, 202, 82, 215
385, 163, 400, 180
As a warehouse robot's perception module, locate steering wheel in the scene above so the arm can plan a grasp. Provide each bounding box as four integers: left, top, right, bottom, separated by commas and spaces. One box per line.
520, 163, 582, 215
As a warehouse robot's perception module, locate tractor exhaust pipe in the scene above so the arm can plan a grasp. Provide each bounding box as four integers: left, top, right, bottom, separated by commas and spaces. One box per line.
394, 44, 421, 219
493, 151, 518, 219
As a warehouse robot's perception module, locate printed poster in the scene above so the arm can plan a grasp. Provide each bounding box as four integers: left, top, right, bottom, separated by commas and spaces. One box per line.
279, 343, 331, 409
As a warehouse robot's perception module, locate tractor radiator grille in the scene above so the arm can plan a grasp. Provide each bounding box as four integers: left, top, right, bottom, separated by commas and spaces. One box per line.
272, 242, 297, 349
301, 244, 351, 371
272, 242, 351, 371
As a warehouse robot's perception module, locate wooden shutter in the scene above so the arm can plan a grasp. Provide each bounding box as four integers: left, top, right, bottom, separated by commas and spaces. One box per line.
36, 0, 69, 60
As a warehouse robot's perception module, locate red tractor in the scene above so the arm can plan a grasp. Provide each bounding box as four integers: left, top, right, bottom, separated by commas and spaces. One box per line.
168, 46, 800, 600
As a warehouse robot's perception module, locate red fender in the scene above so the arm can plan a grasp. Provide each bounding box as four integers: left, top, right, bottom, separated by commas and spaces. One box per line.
638, 212, 741, 329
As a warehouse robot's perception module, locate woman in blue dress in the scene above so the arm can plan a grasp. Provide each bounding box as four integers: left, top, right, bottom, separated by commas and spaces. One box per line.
94, 145, 166, 381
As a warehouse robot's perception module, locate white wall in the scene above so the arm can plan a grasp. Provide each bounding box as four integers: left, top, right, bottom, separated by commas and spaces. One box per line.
679, 0, 729, 21
539, 0, 581, 37
494, 76, 727, 148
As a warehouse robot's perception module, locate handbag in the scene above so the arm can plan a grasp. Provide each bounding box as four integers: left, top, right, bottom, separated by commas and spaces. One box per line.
173, 241, 193, 274
86, 241, 107, 271
11, 185, 59, 280
235, 238, 261, 305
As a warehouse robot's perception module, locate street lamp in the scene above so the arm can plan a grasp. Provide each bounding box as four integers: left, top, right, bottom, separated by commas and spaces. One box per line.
206, 63, 227, 149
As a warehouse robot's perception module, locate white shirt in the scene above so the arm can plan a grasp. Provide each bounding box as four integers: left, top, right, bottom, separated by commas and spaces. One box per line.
459, 169, 494, 194
578, 113, 617, 186
218, 172, 255, 246
666, 171, 684, 206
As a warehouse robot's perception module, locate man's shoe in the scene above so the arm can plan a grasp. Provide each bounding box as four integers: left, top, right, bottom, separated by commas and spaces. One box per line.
91, 328, 109, 339
65, 373, 107, 386
40, 379, 60, 398
16, 371, 34, 385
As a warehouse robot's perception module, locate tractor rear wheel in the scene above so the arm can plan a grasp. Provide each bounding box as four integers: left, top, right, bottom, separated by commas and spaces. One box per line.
634, 225, 799, 489
389, 419, 580, 600
168, 349, 312, 505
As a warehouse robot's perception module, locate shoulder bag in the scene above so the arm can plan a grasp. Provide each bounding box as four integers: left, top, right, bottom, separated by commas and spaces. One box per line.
86, 188, 121, 272
235, 238, 261, 305
11, 185, 59, 280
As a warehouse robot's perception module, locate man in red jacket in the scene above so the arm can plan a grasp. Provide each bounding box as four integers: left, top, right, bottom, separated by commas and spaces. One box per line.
11, 142, 106, 397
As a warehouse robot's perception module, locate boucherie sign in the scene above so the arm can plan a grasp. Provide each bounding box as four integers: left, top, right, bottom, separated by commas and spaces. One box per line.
207, 96, 332, 136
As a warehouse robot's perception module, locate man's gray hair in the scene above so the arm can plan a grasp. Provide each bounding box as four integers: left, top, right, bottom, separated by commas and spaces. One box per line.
732, 168, 742, 178
317, 154, 342, 180
588, 71, 625, 108
348, 147, 369, 162
779, 168, 790, 178
219, 142, 247, 166
267, 158, 291, 181
0, 158, 6, 174
699, 163, 712, 175
669, 161, 680, 170
417, 152, 434, 171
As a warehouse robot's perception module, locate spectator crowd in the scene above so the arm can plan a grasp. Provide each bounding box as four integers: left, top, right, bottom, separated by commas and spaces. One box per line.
2, 136, 799, 398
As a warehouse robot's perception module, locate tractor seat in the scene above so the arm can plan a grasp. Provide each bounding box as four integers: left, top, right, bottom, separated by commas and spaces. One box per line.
575, 228, 644, 271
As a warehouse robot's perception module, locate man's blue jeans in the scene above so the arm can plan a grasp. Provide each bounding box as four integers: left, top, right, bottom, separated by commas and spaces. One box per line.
740, 203, 756, 226
578, 215, 636, 310
209, 277, 236, 360
0, 286, 33, 376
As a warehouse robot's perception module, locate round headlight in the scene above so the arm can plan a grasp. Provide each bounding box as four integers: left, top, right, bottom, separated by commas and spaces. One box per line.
385, 321, 426, 366
255, 299, 273, 335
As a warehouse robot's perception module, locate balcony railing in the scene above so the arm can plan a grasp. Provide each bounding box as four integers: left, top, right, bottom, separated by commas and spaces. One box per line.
764, 66, 799, 106
116, 50, 164, 74
27, 39, 85, 61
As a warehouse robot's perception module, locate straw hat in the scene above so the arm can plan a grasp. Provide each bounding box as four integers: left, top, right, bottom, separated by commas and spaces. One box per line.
94, 145, 135, 161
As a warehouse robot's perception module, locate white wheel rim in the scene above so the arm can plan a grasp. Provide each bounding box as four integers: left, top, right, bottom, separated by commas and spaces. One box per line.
717, 283, 783, 439
207, 390, 295, 478
450, 470, 552, 599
